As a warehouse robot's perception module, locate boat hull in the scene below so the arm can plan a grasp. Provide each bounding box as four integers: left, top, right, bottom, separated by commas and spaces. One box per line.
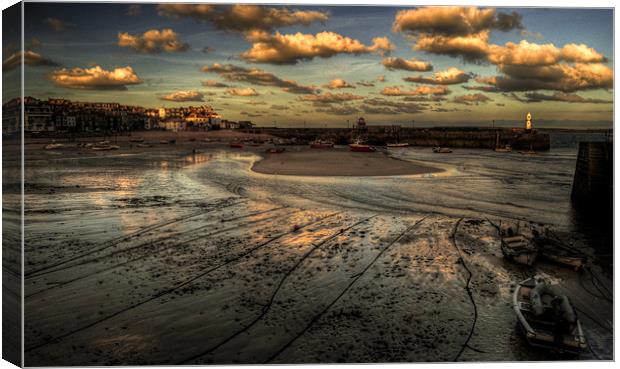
349, 144, 375, 152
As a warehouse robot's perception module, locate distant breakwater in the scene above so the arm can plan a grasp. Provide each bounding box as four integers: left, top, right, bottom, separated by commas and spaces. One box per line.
247, 127, 551, 151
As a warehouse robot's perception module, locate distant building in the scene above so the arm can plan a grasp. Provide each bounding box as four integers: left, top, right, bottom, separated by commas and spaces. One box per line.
162, 119, 186, 131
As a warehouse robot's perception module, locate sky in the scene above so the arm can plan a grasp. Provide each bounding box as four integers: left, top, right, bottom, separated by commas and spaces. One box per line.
2, 2, 614, 127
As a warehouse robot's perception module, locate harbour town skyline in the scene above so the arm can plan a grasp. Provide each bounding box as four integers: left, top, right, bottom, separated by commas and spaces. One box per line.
2, 3, 613, 127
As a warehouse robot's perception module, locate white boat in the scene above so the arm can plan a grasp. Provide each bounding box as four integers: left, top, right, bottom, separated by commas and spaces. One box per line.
92, 144, 119, 151
514, 278, 587, 354
44, 143, 63, 150
387, 143, 409, 147
432, 146, 452, 153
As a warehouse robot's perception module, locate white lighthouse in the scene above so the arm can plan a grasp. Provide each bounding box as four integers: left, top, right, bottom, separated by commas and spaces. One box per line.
525, 112, 532, 132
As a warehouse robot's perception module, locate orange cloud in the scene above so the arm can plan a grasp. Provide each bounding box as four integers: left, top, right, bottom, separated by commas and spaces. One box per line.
392, 7, 522, 36
227, 87, 259, 96
414, 31, 491, 62
240, 30, 395, 64
404, 67, 471, 85
157, 4, 328, 32
160, 90, 205, 102
325, 78, 355, 89
381, 85, 449, 96
118, 29, 189, 53
50, 65, 142, 90
382, 57, 432, 71
522, 92, 612, 104
202, 80, 229, 88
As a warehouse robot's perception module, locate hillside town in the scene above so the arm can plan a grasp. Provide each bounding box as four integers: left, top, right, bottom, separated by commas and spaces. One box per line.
1, 97, 254, 135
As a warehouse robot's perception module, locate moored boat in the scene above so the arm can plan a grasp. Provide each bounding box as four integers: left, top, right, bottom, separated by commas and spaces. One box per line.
501, 235, 538, 266
44, 143, 63, 150
265, 147, 285, 153
495, 145, 512, 152
513, 277, 587, 354
349, 143, 375, 152
310, 140, 334, 149
137, 143, 152, 148
129, 137, 144, 143
230, 142, 244, 148
387, 142, 409, 148
432, 146, 452, 153
91, 144, 119, 151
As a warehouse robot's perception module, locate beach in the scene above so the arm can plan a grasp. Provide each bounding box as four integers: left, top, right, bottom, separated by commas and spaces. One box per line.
252, 148, 444, 177
4, 133, 611, 365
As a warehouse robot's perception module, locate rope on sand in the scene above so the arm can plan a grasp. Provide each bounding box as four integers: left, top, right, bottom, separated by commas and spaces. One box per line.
450, 218, 479, 362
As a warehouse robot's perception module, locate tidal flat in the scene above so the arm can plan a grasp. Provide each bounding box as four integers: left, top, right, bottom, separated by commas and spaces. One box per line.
5, 136, 611, 365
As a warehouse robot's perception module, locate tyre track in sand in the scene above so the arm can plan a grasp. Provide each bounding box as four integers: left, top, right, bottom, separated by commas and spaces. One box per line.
25, 207, 298, 299
178, 214, 379, 365
26, 211, 341, 353
25, 199, 248, 278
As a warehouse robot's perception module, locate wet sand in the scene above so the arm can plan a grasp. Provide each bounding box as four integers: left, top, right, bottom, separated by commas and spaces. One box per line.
252, 148, 444, 177
12, 140, 612, 365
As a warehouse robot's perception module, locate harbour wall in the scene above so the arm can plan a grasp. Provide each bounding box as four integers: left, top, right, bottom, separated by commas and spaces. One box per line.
246, 127, 551, 150
571, 141, 613, 207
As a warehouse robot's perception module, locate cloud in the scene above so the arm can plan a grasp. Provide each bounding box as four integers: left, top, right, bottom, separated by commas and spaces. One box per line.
118, 29, 189, 53
381, 85, 449, 96
202, 80, 229, 88
270, 104, 289, 110
325, 78, 355, 89
27, 38, 42, 49
357, 80, 375, 87
382, 57, 433, 71
227, 87, 259, 96
160, 90, 205, 102
201, 63, 317, 94
522, 92, 612, 104
240, 30, 395, 64
402, 95, 446, 102
414, 31, 491, 62
453, 93, 492, 105
363, 98, 425, 114
125, 5, 141, 16
392, 7, 523, 36
49, 65, 143, 90
157, 4, 328, 32
560, 43, 607, 63
475, 63, 613, 92
45, 17, 76, 32
299, 92, 363, 105
403, 67, 471, 85
2, 50, 59, 71
316, 105, 360, 115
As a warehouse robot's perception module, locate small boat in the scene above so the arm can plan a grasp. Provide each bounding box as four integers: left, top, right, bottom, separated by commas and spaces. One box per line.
387, 143, 409, 148
432, 146, 452, 153
265, 147, 285, 154
501, 235, 538, 266
230, 142, 244, 148
137, 143, 152, 148
519, 150, 536, 155
98, 140, 110, 145
310, 140, 334, 149
534, 236, 587, 271
44, 143, 63, 150
349, 141, 375, 152
514, 277, 587, 354
91, 144, 119, 151
188, 137, 196, 142
159, 140, 169, 145
129, 137, 144, 143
